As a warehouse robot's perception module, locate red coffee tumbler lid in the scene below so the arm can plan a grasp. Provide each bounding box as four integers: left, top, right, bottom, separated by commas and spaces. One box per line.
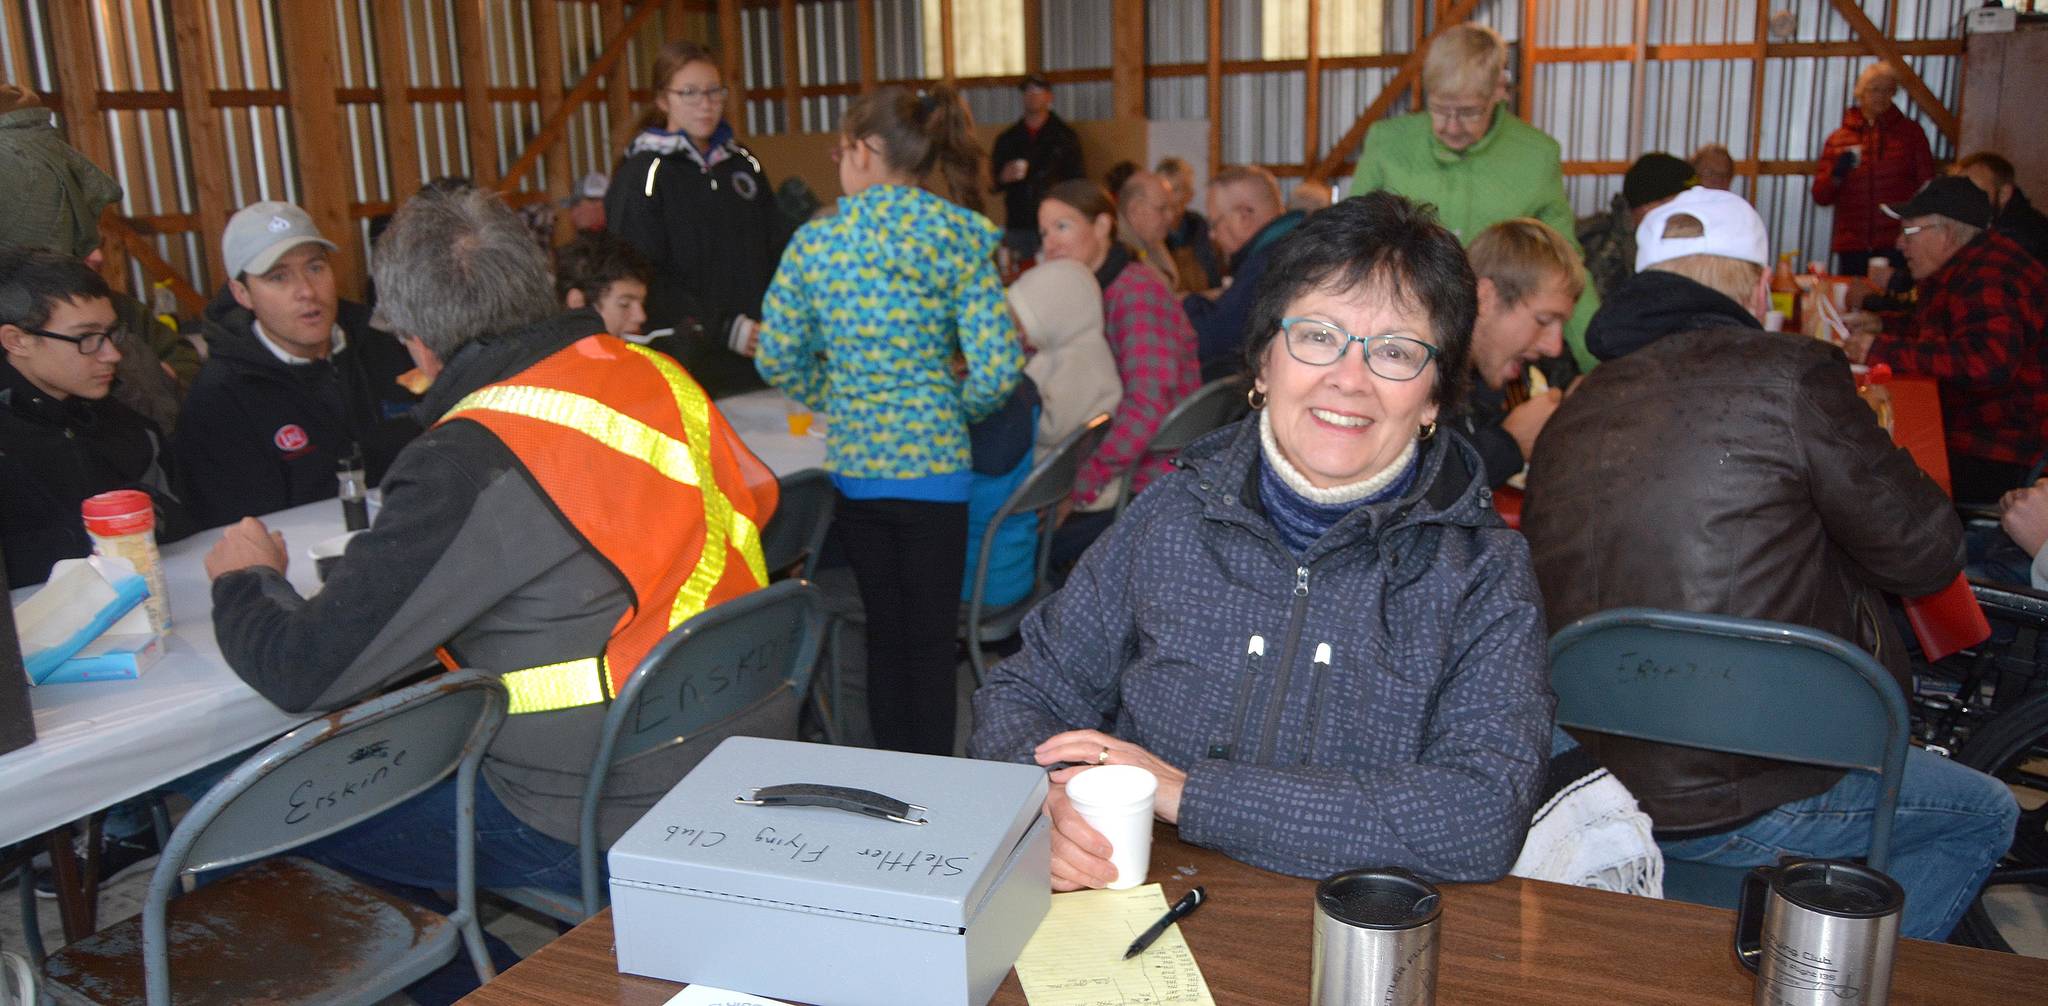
82, 490, 156, 537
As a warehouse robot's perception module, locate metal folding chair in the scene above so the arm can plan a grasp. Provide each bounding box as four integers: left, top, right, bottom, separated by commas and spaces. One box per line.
964, 414, 1111, 686
492, 579, 827, 924
761, 467, 834, 582
1549, 607, 1910, 908
40, 669, 509, 1006
1113, 376, 1248, 516
760, 468, 842, 738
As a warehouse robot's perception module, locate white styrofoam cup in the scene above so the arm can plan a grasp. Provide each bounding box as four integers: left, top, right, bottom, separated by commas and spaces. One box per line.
1065, 764, 1158, 890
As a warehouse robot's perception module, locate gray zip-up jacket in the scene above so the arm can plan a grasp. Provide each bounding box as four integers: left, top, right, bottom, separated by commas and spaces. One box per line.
213, 310, 791, 847
969, 418, 1553, 882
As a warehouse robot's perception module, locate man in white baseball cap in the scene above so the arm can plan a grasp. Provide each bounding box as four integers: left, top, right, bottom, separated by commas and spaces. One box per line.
1522, 187, 2015, 942
565, 171, 609, 233
173, 200, 421, 527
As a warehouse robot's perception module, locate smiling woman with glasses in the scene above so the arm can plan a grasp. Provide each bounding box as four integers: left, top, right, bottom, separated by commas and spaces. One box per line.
970, 192, 1554, 894
603, 39, 790, 398
1348, 23, 1601, 372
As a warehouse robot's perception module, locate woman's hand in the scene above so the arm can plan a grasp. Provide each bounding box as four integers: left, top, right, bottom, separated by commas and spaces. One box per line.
1034, 729, 1188, 823
1043, 785, 1117, 891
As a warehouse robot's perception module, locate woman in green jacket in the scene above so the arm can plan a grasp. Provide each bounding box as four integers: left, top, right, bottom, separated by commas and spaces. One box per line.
1349, 24, 1602, 372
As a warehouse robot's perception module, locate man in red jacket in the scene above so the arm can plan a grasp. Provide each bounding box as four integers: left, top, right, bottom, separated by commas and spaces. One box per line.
1846, 177, 2048, 504
1812, 62, 1934, 278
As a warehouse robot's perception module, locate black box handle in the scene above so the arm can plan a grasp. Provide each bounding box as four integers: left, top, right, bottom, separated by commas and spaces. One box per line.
736, 783, 928, 826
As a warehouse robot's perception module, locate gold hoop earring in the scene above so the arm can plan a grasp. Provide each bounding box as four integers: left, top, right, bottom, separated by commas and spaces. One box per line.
1420, 421, 1437, 441
1247, 387, 1267, 410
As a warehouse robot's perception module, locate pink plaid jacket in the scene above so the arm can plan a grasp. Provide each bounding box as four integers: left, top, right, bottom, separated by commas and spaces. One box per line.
1076, 257, 1203, 505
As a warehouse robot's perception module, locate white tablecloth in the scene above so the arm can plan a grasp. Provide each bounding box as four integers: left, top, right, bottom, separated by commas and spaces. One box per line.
0, 502, 338, 847
0, 395, 822, 848
717, 388, 827, 477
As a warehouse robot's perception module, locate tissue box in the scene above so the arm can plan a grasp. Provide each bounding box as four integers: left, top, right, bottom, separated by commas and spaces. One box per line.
609, 737, 1051, 1006
38, 604, 163, 682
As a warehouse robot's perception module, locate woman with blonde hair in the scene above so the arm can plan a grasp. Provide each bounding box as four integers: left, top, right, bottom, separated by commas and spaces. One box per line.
757, 85, 1021, 756
605, 40, 787, 396
1348, 23, 1600, 372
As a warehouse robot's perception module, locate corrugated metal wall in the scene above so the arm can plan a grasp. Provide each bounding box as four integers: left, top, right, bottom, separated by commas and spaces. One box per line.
3, 1, 1980, 297
0, 0, 698, 297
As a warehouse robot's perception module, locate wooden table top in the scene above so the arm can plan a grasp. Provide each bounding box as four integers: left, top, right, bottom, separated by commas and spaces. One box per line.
460, 827, 2048, 1005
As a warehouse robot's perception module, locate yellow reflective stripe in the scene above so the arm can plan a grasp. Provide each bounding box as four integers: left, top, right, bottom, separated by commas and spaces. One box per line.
501, 657, 608, 715
459, 349, 771, 716
443, 385, 701, 488
627, 346, 770, 630
729, 510, 767, 586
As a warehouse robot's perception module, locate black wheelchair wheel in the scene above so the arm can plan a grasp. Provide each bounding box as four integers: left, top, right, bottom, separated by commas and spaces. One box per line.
1951, 691, 2048, 953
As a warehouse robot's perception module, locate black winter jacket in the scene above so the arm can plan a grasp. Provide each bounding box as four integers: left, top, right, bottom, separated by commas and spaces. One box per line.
991, 112, 1084, 233
1994, 187, 2048, 266
1525, 270, 1963, 834
1455, 382, 1524, 490
605, 134, 790, 398
0, 361, 193, 587
174, 288, 420, 528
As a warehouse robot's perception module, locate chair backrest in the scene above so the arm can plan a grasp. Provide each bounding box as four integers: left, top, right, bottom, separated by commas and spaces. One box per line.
164, 669, 507, 874
576, 578, 828, 913
760, 468, 834, 580
1548, 607, 1909, 870
144, 670, 507, 1000
1115, 377, 1247, 515
968, 413, 1111, 614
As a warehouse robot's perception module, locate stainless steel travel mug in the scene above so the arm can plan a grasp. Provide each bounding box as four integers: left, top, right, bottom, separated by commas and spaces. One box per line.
1736, 859, 1903, 1006
1311, 868, 1441, 1006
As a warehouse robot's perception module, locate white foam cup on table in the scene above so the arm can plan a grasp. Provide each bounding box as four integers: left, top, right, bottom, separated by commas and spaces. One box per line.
1064, 764, 1157, 890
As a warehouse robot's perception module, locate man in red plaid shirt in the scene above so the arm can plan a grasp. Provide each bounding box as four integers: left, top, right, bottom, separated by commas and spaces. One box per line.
1848, 176, 2048, 504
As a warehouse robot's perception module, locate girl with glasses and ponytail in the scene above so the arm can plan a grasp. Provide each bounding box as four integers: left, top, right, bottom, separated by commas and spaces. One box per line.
604, 40, 787, 398
756, 86, 1023, 756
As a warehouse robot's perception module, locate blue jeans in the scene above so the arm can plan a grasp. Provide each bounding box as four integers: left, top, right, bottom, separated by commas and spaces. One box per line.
1658, 748, 2017, 940
302, 775, 585, 895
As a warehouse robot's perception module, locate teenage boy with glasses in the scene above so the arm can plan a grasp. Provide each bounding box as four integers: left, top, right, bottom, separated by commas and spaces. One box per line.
0, 247, 194, 587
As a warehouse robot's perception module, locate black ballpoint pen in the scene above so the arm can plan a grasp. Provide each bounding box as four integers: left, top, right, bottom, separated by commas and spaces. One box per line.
1123, 886, 1207, 959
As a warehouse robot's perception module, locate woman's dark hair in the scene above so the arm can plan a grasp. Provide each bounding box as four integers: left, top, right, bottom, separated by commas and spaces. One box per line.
1043, 178, 1115, 226
1241, 191, 1477, 413
843, 85, 984, 213
636, 40, 720, 133
0, 248, 113, 331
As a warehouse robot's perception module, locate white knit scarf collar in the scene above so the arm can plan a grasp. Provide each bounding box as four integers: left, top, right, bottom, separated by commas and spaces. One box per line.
1257, 408, 1420, 505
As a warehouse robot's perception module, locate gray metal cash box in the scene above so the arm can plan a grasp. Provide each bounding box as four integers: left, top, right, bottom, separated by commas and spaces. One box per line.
608, 736, 1052, 1006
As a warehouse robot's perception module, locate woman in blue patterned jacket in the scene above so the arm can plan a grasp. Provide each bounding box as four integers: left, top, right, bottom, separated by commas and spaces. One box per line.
757, 85, 1021, 756
969, 193, 1553, 887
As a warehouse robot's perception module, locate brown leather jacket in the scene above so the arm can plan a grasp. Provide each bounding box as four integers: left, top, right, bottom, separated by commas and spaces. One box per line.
1523, 281, 1962, 834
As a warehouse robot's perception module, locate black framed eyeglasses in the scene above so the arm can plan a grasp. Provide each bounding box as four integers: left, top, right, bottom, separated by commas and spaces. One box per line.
22, 326, 128, 355
663, 85, 729, 105
1278, 317, 1438, 381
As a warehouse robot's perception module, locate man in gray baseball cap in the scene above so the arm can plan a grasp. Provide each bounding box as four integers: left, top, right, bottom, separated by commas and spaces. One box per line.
173, 199, 421, 527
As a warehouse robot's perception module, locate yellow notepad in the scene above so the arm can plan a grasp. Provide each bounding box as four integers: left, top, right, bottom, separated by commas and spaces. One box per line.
1014, 884, 1216, 1006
